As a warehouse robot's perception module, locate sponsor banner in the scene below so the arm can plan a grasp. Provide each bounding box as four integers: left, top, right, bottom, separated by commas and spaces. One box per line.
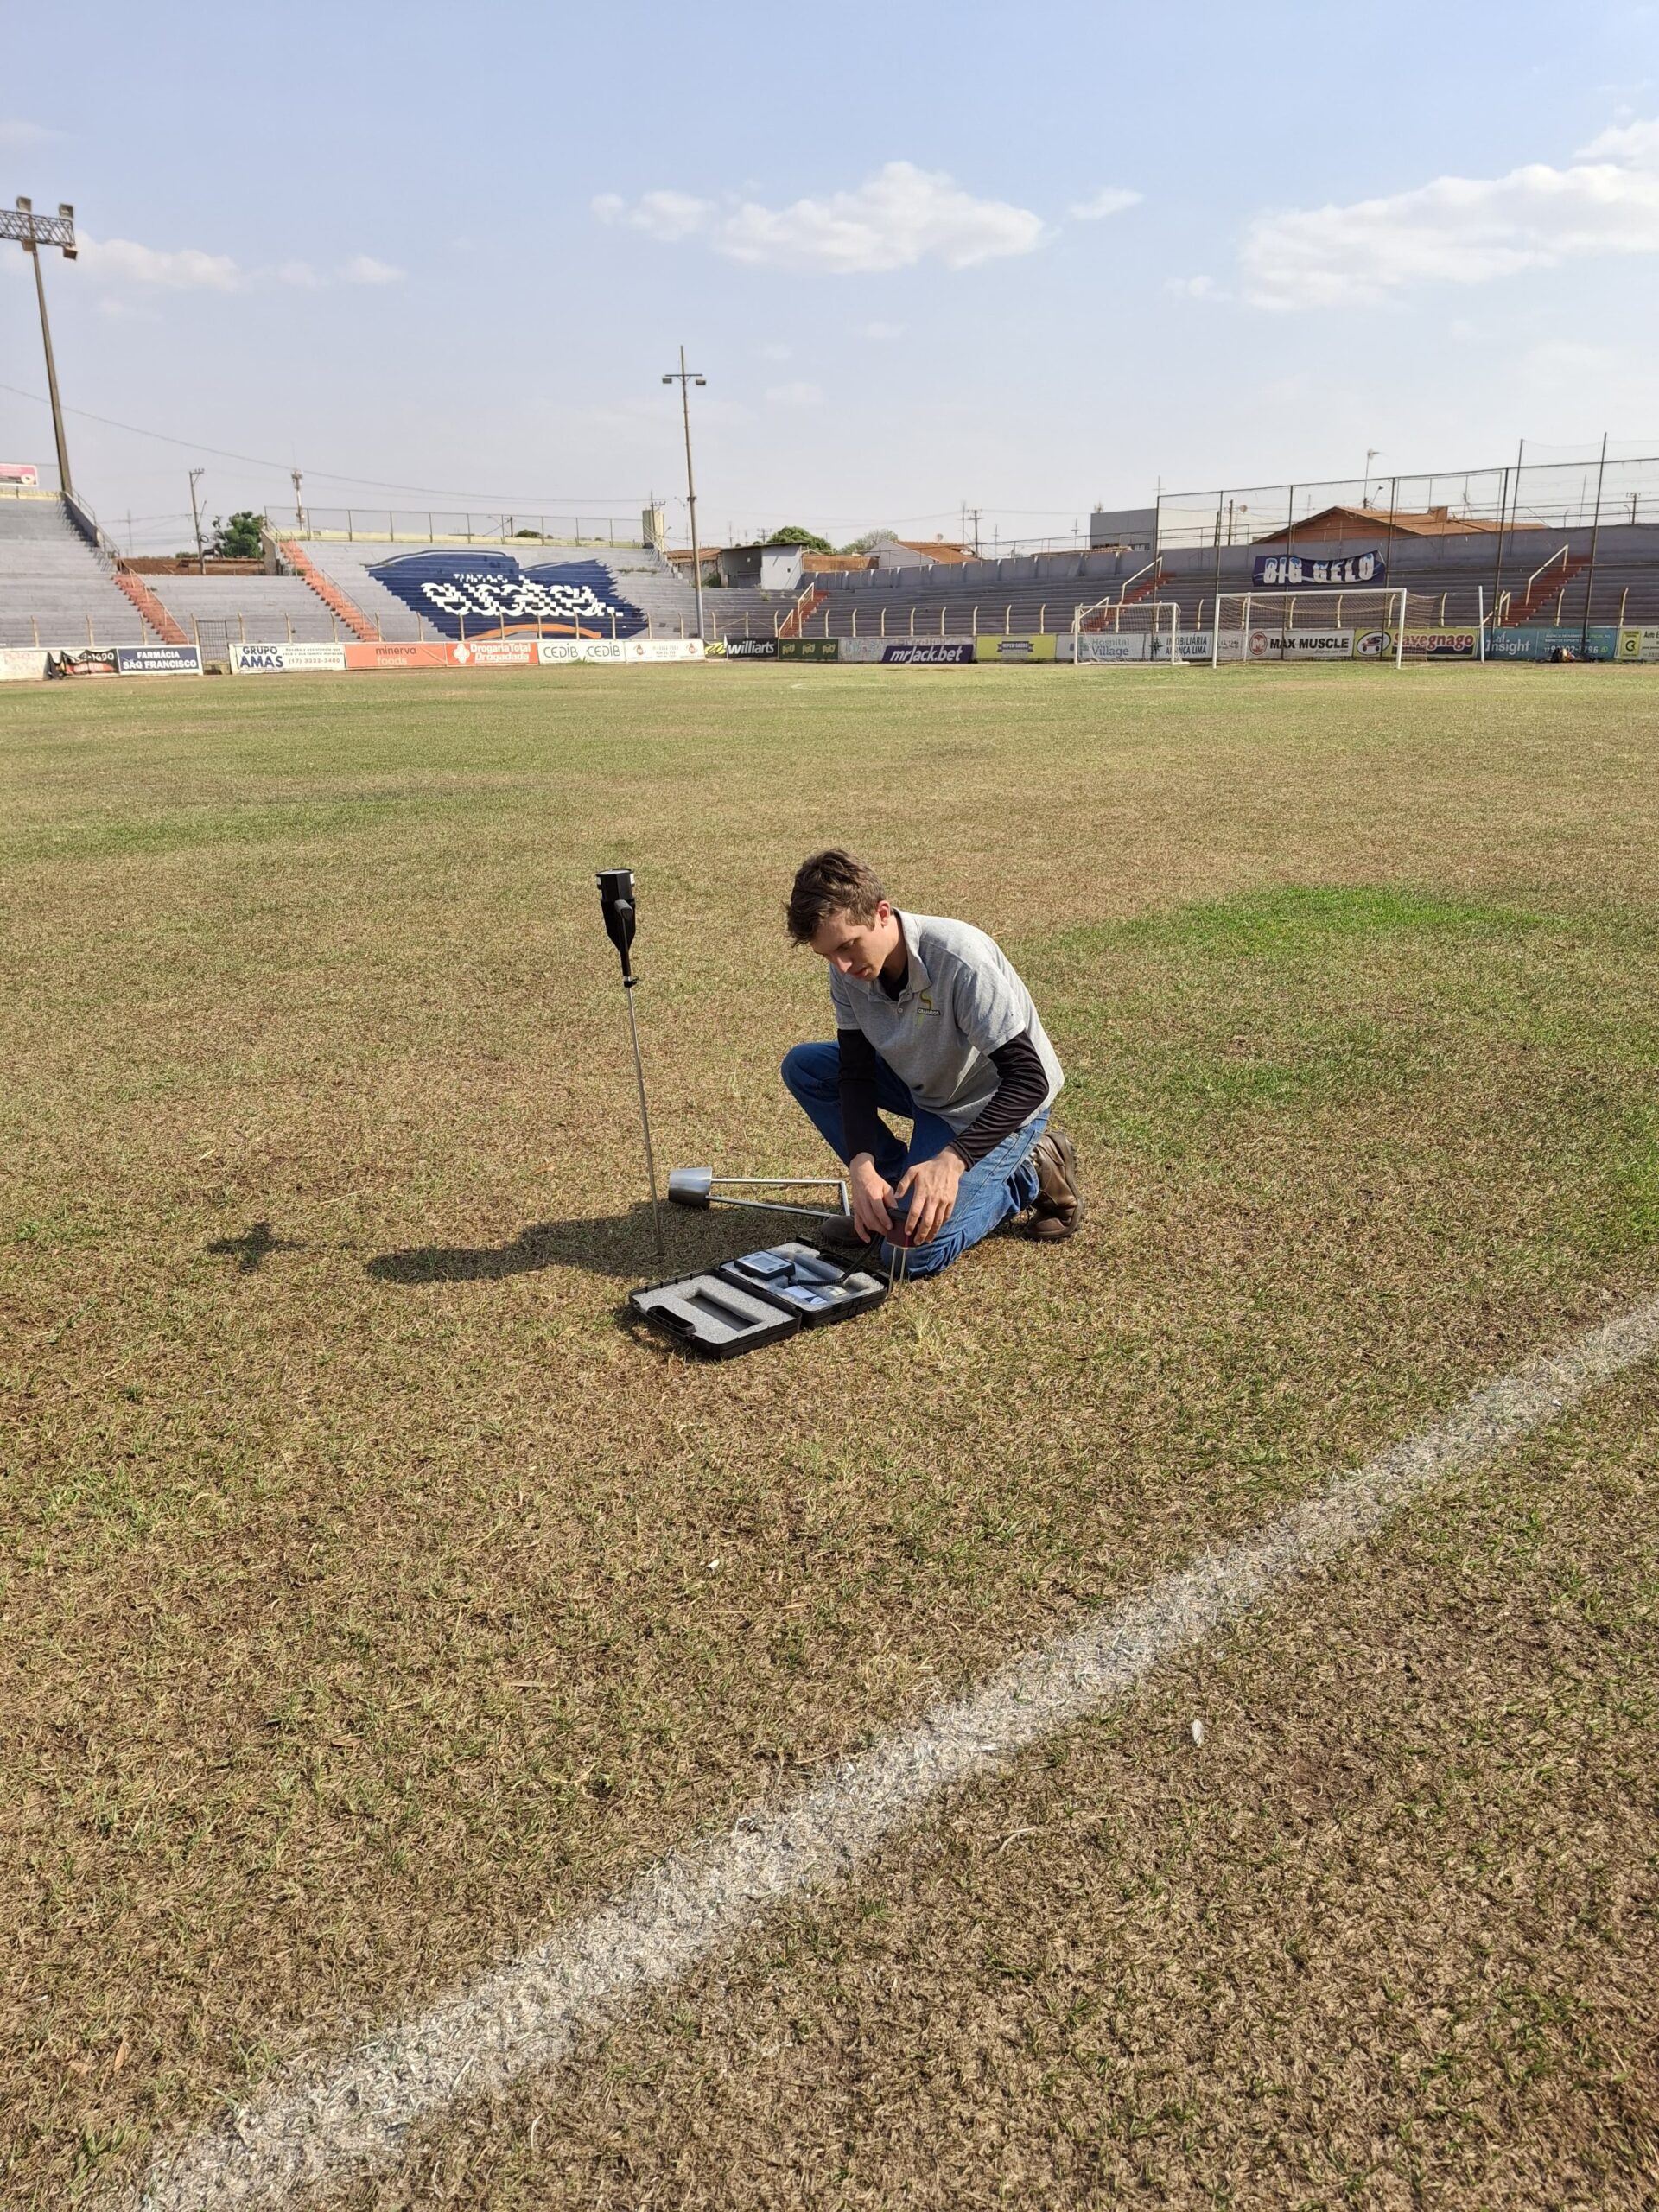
116, 643, 203, 677
537, 638, 706, 665
0, 646, 48, 681
46, 647, 120, 678
230, 641, 348, 674
1252, 550, 1387, 588
720, 636, 781, 659
779, 637, 837, 660
837, 638, 975, 664
1354, 626, 1479, 658
1246, 627, 1354, 660
343, 641, 453, 671
1488, 624, 1618, 663
975, 633, 1058, 662
1074, 632, 1147, 663
1618, 626, 1659, 662
367, 549, 646, 639
1, 462, 40, 486
447, 638, 538, 668
1147, 630, 1246, 662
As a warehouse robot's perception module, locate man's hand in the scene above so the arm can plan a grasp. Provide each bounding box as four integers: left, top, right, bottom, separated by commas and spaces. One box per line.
848, 1154, 896, 1241
893, 1148, 963, 1247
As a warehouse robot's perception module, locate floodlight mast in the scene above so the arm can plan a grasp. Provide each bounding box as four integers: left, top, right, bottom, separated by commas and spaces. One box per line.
662, 346, 707, 640
2, 197, 77, 498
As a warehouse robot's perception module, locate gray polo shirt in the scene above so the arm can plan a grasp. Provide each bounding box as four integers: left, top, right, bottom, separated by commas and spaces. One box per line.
829, 909, 1064, 1134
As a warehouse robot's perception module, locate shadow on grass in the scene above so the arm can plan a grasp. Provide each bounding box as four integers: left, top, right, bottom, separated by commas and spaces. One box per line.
366, 1202, 711, 1285
206, 1221, 303, 1273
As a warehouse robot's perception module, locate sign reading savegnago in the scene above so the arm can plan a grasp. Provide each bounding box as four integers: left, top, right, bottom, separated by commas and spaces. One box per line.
369, 550, 646, 640
1252, 550, 1386, 588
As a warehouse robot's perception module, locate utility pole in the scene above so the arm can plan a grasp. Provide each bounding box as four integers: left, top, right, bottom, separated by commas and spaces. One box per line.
188, 467, 207, 572
1363, 448, 1380, 506
662, 346, 707, 639
3, 197, 78, 498
968, 506, 982, 556
291, 467, 305, 531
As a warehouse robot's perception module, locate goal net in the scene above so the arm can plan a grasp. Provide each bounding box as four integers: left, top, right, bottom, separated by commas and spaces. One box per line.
1073, 587, 1482, 666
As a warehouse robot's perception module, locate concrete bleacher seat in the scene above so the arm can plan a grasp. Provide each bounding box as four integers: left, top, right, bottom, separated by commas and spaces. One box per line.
148, 575, 346, 647
291, 538, 701, 639
0, 494, 154, 647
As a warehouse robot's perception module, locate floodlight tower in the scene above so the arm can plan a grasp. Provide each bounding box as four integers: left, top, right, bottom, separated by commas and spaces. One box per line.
662, 346, 707, 639
2, 197, 78, 498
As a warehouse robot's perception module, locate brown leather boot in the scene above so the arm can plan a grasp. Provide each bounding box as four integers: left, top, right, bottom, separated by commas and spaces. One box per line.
1028, 1127, 1083, 1241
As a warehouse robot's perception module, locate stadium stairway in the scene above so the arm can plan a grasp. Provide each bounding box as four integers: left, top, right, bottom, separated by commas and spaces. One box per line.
278, 539, 378, 639
143, 575, 355, 649
112, 570, 190, 645
0, 493, 157, 646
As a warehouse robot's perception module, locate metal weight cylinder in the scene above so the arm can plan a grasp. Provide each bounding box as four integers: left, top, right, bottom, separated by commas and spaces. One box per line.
668, 1166, 715, 1208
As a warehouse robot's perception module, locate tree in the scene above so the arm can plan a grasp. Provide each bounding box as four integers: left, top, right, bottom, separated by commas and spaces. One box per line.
842, 528, 899, 555
760, 524, 835, 553
207, 511, 265, 560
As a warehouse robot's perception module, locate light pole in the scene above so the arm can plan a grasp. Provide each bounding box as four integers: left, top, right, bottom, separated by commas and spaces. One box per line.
662, 346, 707, 639
188, 467, 207, 572
2, 197, 77, 498
1363, 448, 1380, 508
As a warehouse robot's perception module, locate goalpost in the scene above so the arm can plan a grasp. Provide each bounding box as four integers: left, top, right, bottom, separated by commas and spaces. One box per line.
1073, 586, 1462, 669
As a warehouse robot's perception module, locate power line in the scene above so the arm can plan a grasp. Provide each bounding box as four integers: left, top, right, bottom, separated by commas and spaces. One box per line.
0, 378, 643, 505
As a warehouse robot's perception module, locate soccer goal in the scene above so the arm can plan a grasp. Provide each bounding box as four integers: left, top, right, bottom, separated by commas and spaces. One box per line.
1071, 596, 1196, 665
1073, 585, 1486, 669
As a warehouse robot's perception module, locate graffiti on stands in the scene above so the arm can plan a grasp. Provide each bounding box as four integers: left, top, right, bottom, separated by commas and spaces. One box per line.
367, 550, 647, 639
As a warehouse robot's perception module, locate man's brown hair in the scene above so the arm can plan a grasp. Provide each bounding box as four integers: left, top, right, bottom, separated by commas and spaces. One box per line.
785, 849, 887, 944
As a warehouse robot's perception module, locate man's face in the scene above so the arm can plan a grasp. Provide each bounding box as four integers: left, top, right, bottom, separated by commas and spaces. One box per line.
810, 899, 898, 981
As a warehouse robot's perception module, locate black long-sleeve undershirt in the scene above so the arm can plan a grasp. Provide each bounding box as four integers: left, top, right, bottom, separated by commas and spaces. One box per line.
836, 1026, 1049, 1173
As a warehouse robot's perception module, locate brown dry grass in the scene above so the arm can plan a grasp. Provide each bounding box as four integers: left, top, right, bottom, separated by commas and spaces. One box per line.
2, 663, 1657, 2204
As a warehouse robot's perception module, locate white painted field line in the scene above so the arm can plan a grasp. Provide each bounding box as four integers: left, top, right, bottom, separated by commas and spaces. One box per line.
135, 1293, 1659, 2211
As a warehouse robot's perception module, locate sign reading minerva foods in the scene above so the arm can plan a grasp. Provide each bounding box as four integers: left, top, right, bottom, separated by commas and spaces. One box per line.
368, 550, 647, 639
1252, 550, 1387, 588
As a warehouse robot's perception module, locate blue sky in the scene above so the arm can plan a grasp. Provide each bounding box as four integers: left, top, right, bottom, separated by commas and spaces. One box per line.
3, 0, 1658, 550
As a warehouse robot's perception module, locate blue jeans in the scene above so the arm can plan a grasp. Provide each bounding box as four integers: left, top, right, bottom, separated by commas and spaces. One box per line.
780, 1041, 1046, 1279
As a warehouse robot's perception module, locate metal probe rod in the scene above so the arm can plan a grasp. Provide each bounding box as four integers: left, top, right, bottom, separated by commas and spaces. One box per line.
622, 980, 665, 1262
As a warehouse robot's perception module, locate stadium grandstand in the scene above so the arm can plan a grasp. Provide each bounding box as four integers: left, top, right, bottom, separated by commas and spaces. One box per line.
4, 444, 1659, 656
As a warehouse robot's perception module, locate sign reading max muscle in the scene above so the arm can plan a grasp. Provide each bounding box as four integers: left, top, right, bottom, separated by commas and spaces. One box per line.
1252, 550, 1386, 588
367, 550, 646, 639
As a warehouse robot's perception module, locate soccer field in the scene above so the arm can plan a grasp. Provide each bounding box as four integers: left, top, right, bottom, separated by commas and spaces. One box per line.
4, 664, 1658, 2209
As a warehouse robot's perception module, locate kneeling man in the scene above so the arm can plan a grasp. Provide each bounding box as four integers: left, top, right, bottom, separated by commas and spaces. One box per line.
782, 849, 1082, 1278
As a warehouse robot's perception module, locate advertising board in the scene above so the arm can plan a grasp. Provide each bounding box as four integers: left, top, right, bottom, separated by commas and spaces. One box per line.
975, 634, 1058, 662
231, 642, 348, 674
0, 463, 40, 486
46, 647, 120, 678
446, 638, 537, 668
1617, 626, 1659, 662
343, 641, 453, 671
1073, 632, 1147, 663
779, 638, 837, 660
718, 637, 781, 659
1245, 628, 1354, 659
0, 647, 48, 682
116, 643, 203, 677
1147, 631, 1245, 662
1488, 625, 1618, 662
1353, 627, 1478, 658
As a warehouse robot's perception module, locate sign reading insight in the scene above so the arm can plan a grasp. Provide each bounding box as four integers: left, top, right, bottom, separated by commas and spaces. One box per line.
368, 550, 647, 639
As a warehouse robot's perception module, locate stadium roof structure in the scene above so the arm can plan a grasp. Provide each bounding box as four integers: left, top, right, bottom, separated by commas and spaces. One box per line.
1252, 503, 1543, 543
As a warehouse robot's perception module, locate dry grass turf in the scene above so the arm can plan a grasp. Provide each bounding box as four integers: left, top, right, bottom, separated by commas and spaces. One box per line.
2, 661, 1656, 2207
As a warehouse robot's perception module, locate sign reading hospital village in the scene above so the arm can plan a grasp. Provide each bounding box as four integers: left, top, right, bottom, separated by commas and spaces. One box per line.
368, 550, 647, 638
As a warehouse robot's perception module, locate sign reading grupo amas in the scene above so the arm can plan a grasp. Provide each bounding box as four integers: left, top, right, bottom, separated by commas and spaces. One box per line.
367, 550, 647, 639
231, 642, 348, 673
1252, 550, 1386, 588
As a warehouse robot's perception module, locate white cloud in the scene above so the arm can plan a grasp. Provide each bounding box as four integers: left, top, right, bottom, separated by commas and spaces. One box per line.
1165, 273, 1224, 300
1068, 187, 1141, 220
721, 162, 1044, 271
594, 162, 1046, 273
760, 342, 793, 361
864, 319, 905, 339
1242, 118, 1659, 308
764, 381, 823, 406
0, 118, 57, 147
77, 234, 244, 289
340, 254, 404, 285
593, 188, 712, 242
276, 258, 321, 288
